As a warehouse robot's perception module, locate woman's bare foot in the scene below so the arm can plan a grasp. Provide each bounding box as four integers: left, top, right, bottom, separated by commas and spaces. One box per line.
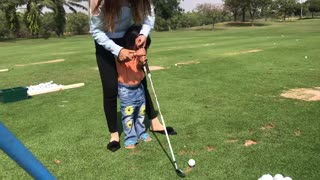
149, 117, 165, 131
149, 117, 177, 135
110, 132, 119, 142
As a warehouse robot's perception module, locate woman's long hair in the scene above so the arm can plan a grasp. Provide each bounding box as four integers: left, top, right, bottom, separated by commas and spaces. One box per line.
90, 0, 152, 32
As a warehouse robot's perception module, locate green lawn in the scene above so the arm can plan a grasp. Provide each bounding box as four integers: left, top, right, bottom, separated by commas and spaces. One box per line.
1, 19, 320, 180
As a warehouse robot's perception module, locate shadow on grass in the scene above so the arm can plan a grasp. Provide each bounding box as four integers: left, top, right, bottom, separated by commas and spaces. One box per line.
0, 38, 17, 44
152, 131, 176, 170
116, 111, 175, 170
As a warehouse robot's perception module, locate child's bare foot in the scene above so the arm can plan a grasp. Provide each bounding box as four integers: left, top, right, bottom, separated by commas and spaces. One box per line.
125, 144, 136, 149
140, 133, 152, 142
145, 136, 152, 142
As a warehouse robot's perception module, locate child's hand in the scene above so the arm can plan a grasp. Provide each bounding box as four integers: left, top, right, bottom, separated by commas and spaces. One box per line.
136, 48, 147, 65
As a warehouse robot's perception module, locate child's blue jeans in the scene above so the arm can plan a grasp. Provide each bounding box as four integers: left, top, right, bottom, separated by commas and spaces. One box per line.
118, 83, 147, 146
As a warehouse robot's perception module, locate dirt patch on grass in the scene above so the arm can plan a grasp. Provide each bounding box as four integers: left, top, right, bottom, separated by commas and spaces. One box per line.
148, 66, 165, 71
244, 140, 257, 147
224, 49, 262, 56
175, 61, 200, 66
0, 69, 9, 72
281, 87, 320, 101
15, 59, 65, 67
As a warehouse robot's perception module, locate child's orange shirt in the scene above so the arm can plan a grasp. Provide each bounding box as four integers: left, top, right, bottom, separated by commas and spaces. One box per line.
116, 49, 146, 86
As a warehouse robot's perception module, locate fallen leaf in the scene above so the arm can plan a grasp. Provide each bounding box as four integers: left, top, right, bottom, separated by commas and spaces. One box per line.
295, 130, 302, 136
244, 140, 257, 147
261, 123, 275, 130
207, 145, 216, 152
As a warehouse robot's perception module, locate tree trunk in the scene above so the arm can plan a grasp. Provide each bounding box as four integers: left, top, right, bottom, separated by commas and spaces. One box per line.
242, 8, 246, 22
212, 17, 216, 31
233, 11, 238, 22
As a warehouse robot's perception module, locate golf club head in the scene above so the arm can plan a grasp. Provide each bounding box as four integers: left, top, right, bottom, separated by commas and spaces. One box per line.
176, 169, 186, 178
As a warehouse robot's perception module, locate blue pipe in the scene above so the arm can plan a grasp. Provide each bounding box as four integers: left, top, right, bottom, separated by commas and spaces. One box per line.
0, 122, 56, 180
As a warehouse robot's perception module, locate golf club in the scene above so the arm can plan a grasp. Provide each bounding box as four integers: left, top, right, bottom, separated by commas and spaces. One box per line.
145, 62, 185, 178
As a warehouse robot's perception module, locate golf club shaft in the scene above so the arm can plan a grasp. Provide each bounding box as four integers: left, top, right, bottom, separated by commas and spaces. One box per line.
145, 62, 178, 170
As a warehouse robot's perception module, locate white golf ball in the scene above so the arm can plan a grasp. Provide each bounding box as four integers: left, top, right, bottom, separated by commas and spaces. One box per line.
188, 159, 195, 167
260, 174, 273, 180
274, 174, 284, 180
305, 56, 308, 59
283, 177, 292, 180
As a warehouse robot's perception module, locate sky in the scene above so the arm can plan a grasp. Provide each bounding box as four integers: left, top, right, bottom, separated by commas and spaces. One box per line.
180, 0, 223, 12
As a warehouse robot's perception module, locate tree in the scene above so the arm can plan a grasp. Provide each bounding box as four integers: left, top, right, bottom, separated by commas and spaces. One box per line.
223, 0, 250, 22
247, 0, 272, 25
196, 3, 226, 30
40, 12, 56, 38
5, 0, 87, 38
24, 0, 50, 37
66, 12, 89, 35
0, 0, 24, 36
0, 11, 10, 38
273, 0, 297, 21
154, 0, 182, 31
223, 0, 241, 21
43, 0, 87, 37
306, 0, 320, 18
260, 0, 274, 21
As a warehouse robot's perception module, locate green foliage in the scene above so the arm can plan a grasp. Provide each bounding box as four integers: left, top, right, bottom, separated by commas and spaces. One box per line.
0, 0, 22, 34
306, 0, 320, 18
25, 1, 41, 37
66, 13, 89, 35
155, 16, 169, 31
177, 12, 202, 28
154, 0, 182, 30
40, 13, 56, 38
52, 0, 66, 36
0, 0, 87, 39
196, 3, 227, 30
272, 0, 297, 20
0, 11, 10, 38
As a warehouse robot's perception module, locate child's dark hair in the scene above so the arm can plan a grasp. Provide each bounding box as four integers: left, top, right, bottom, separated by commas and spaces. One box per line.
123, 24, 151, 50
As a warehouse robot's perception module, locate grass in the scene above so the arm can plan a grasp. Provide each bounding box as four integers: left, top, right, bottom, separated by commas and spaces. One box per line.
1, 19, 320, 180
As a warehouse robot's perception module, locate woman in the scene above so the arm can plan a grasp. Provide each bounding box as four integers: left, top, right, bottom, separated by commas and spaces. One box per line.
89, 0, 176, 152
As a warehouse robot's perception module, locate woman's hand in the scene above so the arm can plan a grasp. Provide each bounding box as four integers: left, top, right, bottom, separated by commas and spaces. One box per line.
118, 48, 136, 62
135, 35, 147, 48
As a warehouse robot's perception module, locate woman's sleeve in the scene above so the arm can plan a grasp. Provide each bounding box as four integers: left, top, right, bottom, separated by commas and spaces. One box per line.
90, 14, 123, 56
139, 4, 155, 37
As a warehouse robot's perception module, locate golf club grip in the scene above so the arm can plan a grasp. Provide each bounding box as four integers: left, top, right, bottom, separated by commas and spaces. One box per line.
145, 62, 151, 74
